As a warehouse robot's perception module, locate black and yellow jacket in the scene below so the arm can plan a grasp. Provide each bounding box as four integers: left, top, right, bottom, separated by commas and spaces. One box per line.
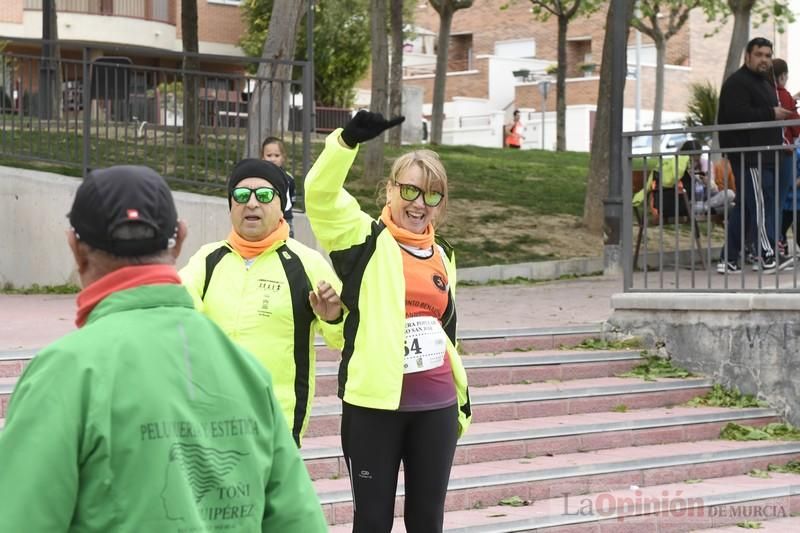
180, 238, 343, 445
304, 130, 471, 437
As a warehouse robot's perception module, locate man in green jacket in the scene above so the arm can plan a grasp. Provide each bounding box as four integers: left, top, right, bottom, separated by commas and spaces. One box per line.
0, 166, 327, 532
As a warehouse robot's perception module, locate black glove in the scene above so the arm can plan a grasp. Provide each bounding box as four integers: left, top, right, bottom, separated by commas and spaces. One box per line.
341, 110, 405, 148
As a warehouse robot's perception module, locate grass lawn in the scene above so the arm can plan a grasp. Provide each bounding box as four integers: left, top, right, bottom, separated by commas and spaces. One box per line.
1, 125, 596, 267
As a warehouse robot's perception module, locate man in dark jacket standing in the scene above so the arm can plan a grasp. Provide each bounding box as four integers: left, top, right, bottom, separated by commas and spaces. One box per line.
717, 36, 793, 274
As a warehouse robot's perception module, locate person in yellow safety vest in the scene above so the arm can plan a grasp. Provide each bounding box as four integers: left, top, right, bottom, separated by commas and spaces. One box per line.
180, 158, 344, 447
304, 110, 471, 533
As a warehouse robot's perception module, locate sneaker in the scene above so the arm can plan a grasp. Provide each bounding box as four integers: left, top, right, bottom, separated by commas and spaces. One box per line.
716, 261, 741, 274
762, 254, 795, 273
745, 252, 759, 270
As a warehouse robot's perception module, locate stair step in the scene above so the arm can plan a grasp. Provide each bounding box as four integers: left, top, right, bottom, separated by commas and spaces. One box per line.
694, 516, 800, 532
458, 325, 602, 354
316, 324, 603, 361
316, 439, 800, 525
329, 473, 800, 532
315, 350, 643, 396
301, 406, 780, 480
305, 377, 713, 438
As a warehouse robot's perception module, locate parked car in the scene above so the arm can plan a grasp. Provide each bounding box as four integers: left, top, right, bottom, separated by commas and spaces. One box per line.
631, 132, 694, 155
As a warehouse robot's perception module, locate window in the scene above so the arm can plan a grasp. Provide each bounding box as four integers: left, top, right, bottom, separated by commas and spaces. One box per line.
495, 39, 536, 59
627, 44, 657, 65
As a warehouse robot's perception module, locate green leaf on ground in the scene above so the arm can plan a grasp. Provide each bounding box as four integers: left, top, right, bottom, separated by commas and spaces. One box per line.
612, 404, 628, 413
720, 423, 800, 441
498, 496, 530, 507
568, 337, 643, 350
616, 353, 694, 381
768, 461, 800, 474
684, 478, 704, 484
748, 469, 771, 479
686, 384, 768, 408
736, 521, 762, 529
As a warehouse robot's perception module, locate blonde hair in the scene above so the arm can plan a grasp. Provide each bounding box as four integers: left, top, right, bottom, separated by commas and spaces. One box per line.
386, 150, 449, 220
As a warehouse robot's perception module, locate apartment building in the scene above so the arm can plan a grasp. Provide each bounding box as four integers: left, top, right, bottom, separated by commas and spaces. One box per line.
0, 1, 251, 126
0, 0, 245, 57
398, 0, 787, 151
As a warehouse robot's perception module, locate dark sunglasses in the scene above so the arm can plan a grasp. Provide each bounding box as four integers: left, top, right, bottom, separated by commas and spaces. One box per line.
231, 186, 276, 204
394, 182, 444, 207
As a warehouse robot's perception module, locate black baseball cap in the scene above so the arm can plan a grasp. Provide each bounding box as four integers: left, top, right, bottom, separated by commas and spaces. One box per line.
227, 158, 289, 211
69, 165, 178, 257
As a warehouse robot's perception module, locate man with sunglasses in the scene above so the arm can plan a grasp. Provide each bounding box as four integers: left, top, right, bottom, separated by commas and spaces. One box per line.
180, 158, 343, 447
0, 165, 327, 531
717, 36, 794, 274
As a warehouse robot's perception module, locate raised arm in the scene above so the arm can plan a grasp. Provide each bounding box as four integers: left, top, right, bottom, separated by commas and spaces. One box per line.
304, 111, 405, 253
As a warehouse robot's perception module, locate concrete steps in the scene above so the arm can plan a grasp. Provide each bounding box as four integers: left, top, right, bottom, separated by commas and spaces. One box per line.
316, 328, 800, 531
317, 439, 800, 526
327, 473, 800, 532
305, 375, 713, 439
301, 406, 780, 481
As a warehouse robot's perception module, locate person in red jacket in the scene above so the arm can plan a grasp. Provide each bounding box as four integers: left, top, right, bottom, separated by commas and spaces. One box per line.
771, 58, 800, 256
504, 109, 524, 148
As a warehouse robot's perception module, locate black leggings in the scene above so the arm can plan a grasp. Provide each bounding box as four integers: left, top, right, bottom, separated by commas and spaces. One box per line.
340, 402, 459, 533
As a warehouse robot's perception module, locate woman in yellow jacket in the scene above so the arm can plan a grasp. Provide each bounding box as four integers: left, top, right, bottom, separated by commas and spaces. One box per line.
304, 111, 471, 533
181, 159, 343, 447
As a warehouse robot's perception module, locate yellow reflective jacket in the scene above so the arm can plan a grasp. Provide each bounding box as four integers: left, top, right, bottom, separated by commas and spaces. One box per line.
180, 238, 343, 446
304, 130, 472, 437
632, 154, 690, 208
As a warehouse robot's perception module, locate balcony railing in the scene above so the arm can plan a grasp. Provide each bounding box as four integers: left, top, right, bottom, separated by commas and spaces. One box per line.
24, 0, 175, 25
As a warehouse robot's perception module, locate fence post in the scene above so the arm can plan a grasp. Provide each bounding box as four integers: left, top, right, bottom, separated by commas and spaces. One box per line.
81, 46, 91, 177
299, 61, 312, 210
622, 135, 633, 290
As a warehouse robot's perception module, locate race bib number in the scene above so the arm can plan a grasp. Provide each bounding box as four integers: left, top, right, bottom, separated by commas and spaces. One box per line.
403, 316, 447, 374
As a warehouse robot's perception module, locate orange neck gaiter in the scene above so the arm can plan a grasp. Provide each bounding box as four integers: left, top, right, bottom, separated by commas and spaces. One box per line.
380, 205, 435, 248
75, 264, 181, 327
227, 219, 289, 260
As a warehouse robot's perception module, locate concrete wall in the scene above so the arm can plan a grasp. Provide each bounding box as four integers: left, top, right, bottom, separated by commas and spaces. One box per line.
609, 293, 800, 426
0, 166, 322, 288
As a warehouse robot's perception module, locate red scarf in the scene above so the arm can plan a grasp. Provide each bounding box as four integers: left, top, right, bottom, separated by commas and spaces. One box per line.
227, 219, 289, 259
75, 264, 181, 327
379, 205, 435, 248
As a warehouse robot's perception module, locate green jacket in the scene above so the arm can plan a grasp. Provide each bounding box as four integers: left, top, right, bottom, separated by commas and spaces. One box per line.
304, 130, 472, 437
180, 238, 343, 445
0, 283, 327, 533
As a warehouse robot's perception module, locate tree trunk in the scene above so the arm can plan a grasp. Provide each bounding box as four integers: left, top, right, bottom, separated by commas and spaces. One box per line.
723, 3, 753, 84
430, 4, 453, 145
41, 0, 62, 120
181, 0, 200, 145
555, 14, 567, 151
652, 34, 665, 146
582, 0, 634, 234
365, 0, 389, 183
388, 0, 403, 147
246, 0, 306, 158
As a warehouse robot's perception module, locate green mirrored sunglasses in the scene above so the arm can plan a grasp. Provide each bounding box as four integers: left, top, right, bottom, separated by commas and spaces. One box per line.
231, 186, 276, 204
394, 182, 444, 207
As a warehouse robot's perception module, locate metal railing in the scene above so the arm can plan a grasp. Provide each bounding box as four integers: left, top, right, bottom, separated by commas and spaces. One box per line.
623, 120, 800, 292
24, 0, 175, 25
0, 39, 315, 201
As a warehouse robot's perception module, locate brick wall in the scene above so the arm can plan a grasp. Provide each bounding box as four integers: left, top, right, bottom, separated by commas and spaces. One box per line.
0, 0, 23, 23
517, 79, 599, 110
177, 0, 244, 46
405, 57, 490, 103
